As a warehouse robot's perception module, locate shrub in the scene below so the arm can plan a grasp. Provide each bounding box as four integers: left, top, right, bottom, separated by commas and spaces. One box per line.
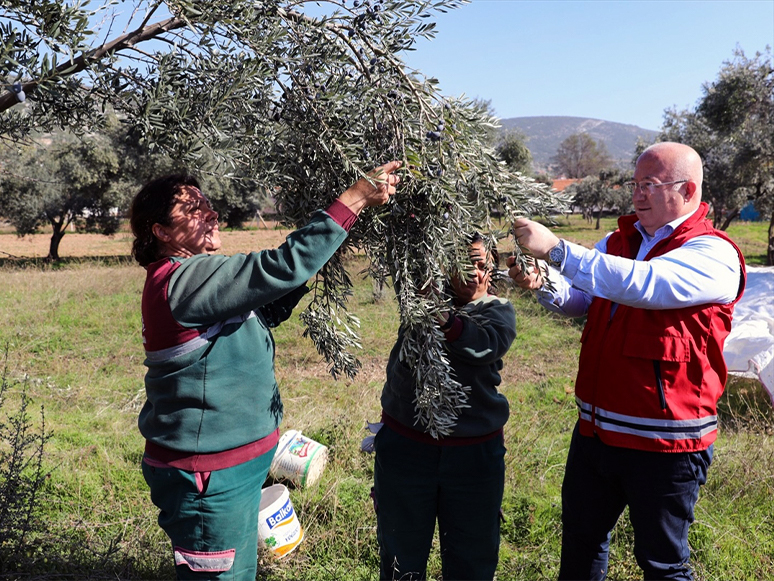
0, 347, 50, 574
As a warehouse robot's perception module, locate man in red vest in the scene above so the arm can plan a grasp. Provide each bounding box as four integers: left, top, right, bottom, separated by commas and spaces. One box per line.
508, 142, 746, 580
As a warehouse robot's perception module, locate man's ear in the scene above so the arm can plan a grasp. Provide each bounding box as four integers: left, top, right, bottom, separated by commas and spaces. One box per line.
152, 223, 170, 242
684, 181, 698, 203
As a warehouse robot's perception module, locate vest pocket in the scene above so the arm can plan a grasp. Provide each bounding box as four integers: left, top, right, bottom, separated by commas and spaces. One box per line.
652, 360, 667, 411
622, 333, 691, 362
623, 334, 691, 413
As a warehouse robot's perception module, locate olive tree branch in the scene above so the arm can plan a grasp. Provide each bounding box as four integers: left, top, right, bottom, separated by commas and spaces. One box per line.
0, 15, 187, 113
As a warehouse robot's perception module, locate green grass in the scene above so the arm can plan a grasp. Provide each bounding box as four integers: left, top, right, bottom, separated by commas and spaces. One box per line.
0, 218, 771, 580
725, 219, 771, 266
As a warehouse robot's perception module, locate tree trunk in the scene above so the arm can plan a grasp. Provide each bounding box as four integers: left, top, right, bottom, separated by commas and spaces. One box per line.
719, 206, 740, 231
47, 223, 66, 261
595, 209, 601, 230
711, 202, 722, 229
768, 210, 774, 267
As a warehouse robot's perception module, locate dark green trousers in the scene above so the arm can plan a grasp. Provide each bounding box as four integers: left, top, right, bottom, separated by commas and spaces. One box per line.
373, 425, 505, 581
142, 448, 276, 580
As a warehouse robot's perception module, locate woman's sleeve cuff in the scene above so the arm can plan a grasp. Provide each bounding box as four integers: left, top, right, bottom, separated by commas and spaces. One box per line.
443, 315, 464, 342
324, 199, 358, 231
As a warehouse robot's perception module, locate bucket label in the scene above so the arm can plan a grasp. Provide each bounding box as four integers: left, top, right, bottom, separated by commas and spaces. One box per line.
269, 431, 328, 488
288, 437, 312, 458
266, 498, 295, 529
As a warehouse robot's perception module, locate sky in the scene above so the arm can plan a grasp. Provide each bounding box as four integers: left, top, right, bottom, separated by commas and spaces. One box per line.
399, 0, 774, 131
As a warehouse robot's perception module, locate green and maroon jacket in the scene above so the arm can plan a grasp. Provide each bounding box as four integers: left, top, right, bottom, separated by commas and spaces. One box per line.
139, 203, 354, 471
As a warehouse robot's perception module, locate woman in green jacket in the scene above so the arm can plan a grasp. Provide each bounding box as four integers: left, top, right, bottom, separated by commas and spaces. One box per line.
130, 161, 400, 580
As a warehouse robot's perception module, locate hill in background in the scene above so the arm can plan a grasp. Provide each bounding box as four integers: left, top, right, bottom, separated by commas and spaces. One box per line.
499, 116, 659, 174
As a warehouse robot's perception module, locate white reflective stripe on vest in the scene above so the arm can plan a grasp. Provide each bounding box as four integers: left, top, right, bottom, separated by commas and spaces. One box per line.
576, 397, 593, 422
144, 311, 258, 363
575, 396, 718, 441
174, 547, 235, 572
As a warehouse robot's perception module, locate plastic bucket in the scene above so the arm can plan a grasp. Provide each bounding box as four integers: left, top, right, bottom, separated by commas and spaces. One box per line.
258, 484, 304, 558
269, 430, 328, 488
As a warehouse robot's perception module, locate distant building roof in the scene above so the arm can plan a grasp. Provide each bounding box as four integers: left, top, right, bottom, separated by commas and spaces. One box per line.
552, 178, 580, 191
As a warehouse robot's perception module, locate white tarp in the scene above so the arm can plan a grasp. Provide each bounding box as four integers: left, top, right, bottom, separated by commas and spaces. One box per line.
724, 265, 774, 404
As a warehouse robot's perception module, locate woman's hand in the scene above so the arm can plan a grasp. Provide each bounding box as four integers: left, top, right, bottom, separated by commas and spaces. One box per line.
337, 161, 402, 215
506, 255, 545, 290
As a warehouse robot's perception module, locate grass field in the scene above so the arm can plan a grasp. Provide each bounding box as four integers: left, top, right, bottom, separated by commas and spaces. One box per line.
0, 214, 772, 580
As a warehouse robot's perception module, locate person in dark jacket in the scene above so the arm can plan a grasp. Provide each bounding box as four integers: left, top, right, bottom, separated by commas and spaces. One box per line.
130, 161, 400, 580
374, 233, 517, 581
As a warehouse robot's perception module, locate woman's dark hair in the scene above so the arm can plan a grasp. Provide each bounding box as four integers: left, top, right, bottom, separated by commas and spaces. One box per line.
467, 232, 499, 267
129, 173, 200, 267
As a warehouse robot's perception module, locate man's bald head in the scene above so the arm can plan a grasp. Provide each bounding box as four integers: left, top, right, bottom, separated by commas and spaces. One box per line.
632, 142, 704, 235
638, 142, 703, 198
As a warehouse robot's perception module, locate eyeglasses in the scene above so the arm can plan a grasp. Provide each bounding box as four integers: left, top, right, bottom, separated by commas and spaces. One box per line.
623, 180, 689, 194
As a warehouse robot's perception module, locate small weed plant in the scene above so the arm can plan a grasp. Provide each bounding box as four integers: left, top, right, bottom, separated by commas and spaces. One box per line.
0, 347, 50, 575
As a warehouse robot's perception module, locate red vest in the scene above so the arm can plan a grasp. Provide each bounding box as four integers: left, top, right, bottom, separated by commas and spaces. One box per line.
575, 203, 746, 452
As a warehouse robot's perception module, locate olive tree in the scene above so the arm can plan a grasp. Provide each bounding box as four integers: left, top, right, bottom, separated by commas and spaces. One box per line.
0, 0, 565, 436
567, 169, 630, 230
0, 118, 155, 259
551, 132, 613, 179
658, 47, 773, 263
496, 130, 533, 175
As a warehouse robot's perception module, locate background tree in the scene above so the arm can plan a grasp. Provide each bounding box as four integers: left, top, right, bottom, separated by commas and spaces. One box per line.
551, 132, 613, 178
657, 47, 773, 264
598, 168, 631, 212
532, 173, 554, 186
658, 107, 745, 230
696, 47, 773, 263
566, 177, 602, 226
496, 130, 533, 175
0, 0, 565, 436
566, 168, 630, 230
630, 136, 653, 168
0, 117, 147, 259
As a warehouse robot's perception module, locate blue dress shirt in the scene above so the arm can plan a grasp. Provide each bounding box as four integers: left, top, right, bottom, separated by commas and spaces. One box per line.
535, 209, 742, 318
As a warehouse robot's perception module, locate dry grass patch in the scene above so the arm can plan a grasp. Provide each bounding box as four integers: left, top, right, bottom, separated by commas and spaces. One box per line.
0, 224, 295, 260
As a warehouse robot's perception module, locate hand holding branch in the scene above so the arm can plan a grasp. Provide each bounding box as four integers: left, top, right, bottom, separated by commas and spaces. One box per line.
338, 160, 402, 215
512, 217, 560, 260
506, 255, 545, 290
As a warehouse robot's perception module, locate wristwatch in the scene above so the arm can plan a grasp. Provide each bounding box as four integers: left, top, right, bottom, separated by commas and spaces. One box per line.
547, 240, 565, 268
